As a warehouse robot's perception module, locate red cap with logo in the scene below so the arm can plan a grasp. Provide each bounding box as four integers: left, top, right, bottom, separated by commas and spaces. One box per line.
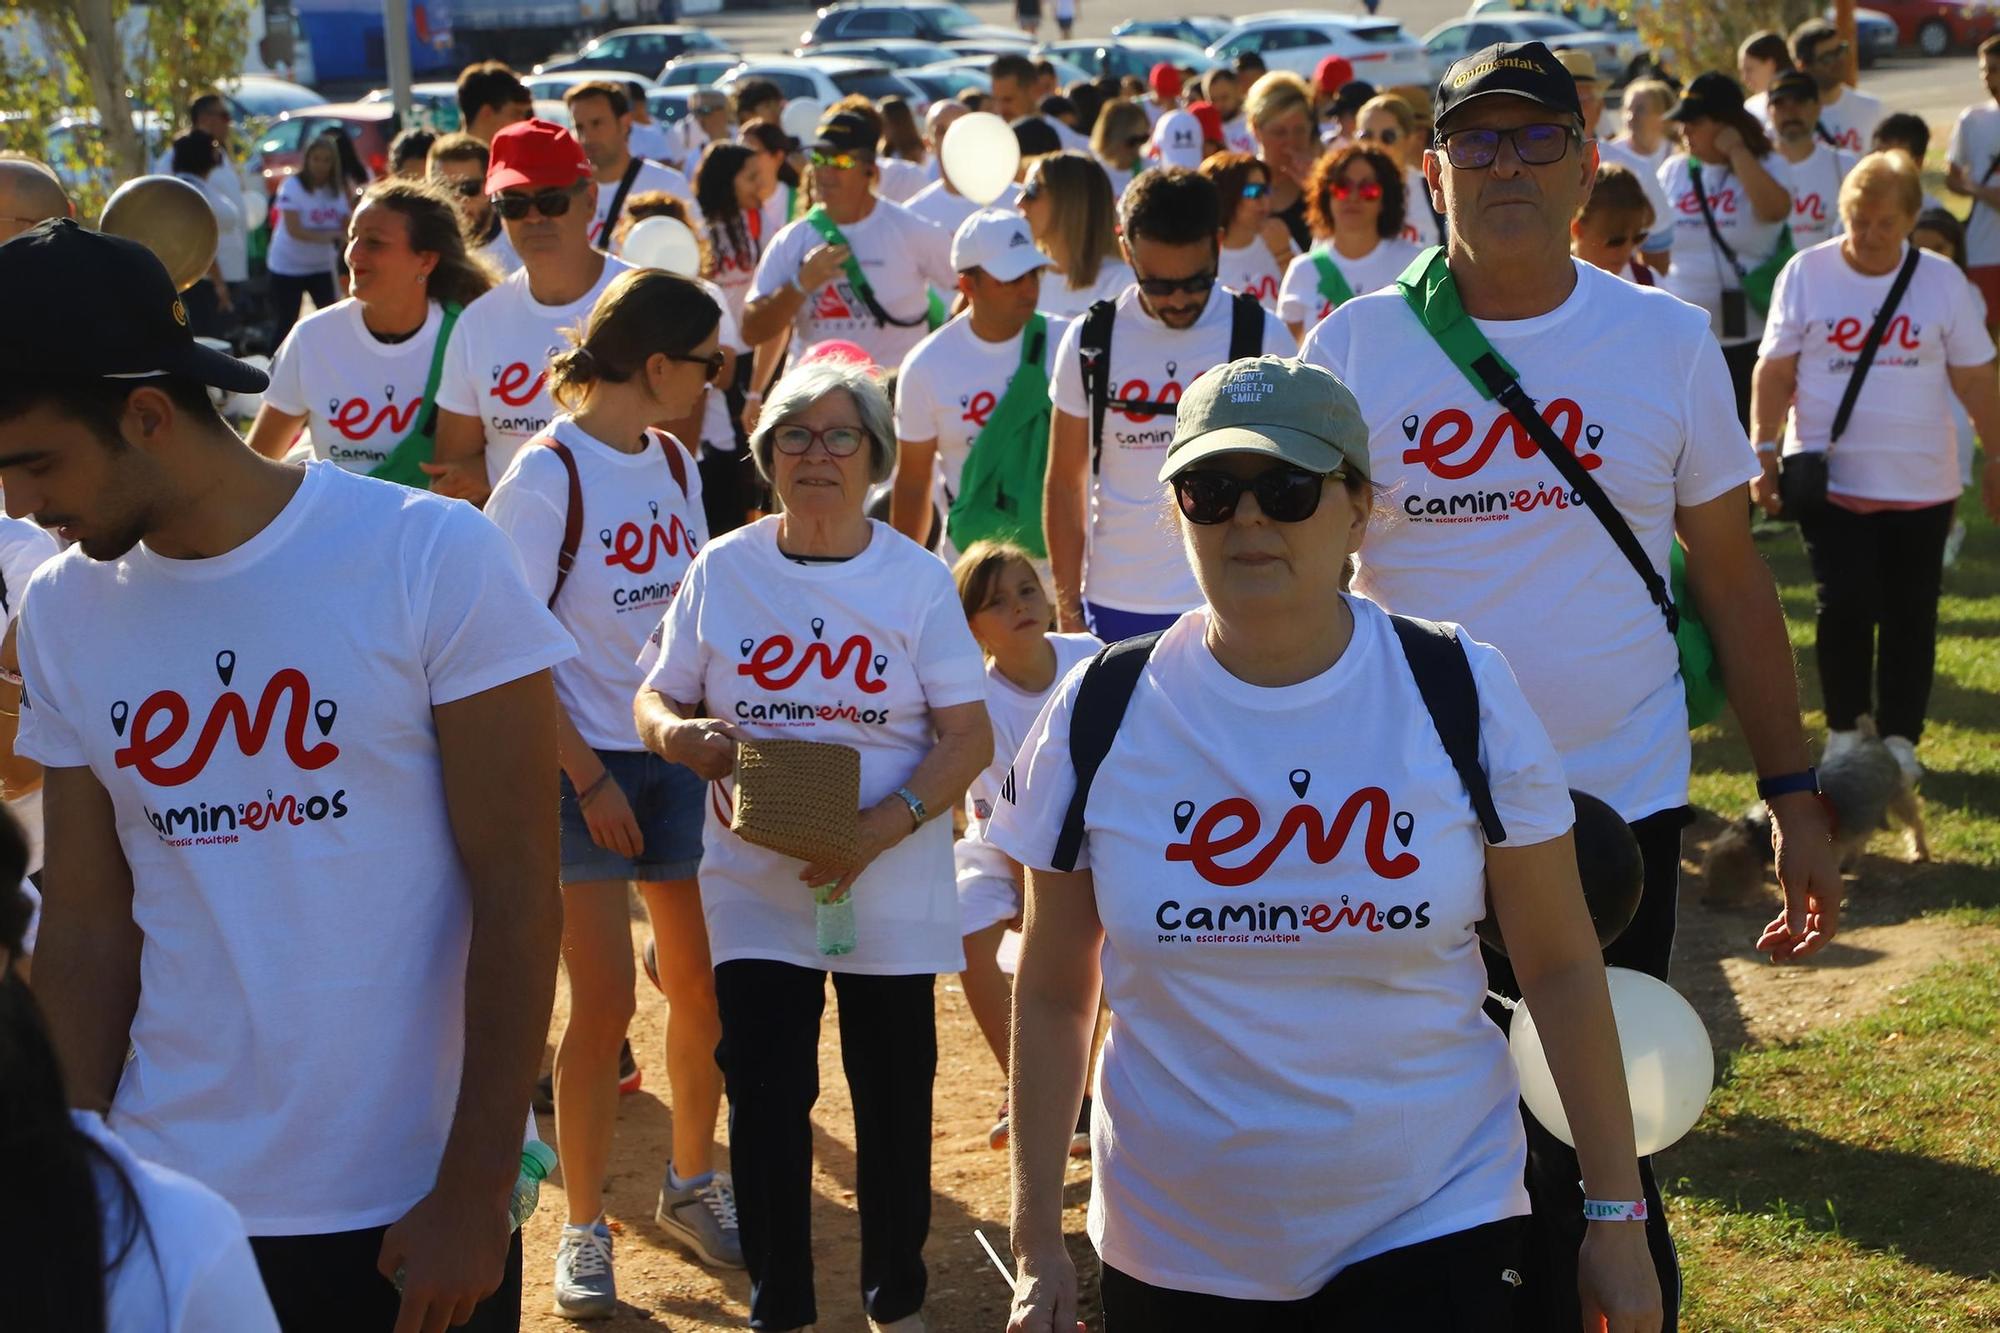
1149, 62, 1183, 99
1314, 54, 1355, 96
485, 118, 591, 194
1187, 100, 1226, 147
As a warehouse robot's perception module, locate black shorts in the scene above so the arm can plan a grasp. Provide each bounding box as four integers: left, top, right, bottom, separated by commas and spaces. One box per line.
250, 1225, 523, 1333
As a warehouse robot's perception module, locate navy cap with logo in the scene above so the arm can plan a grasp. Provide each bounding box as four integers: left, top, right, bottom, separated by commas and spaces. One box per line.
812, 111, 877, 157
0, 219, 268, 393
1666, 71, 1748, 124
1434, 42, 1582, 132
1767, 69, 1821, 104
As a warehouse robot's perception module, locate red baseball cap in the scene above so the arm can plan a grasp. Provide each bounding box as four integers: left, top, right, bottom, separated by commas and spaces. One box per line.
1188, 100, 1226, 147
1149, 62, 1183, 99
1314, 54, 1355, 97
485, 118, 590, 194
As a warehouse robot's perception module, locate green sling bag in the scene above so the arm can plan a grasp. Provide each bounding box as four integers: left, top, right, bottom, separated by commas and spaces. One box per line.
803, 207, 927, 329
946, 314, 1051, 558
366, 302, 462, 490
1310, 250, 1356, 313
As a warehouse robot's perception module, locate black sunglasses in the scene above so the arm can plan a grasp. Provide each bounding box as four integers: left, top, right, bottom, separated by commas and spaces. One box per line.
490, 183, 585, 220
445, 178, 483, 197
668, 349, 728, 382
1133, 266, 1216, 298
1435, 123, 1576, 170
1172, 464, 1336, 525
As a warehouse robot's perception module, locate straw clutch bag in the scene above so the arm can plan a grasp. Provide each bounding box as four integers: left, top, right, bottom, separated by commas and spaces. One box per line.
730, 738, 861, 864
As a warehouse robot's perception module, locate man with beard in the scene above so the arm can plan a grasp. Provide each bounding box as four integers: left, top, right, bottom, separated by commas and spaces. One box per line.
428, 132, 522, 275
1789, 19, 1882, 153
564, 81, 700, 254
1767, 69, 1857, 250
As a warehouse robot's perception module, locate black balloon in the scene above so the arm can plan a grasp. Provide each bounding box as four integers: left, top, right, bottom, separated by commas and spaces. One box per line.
1477, 790, 1644, 957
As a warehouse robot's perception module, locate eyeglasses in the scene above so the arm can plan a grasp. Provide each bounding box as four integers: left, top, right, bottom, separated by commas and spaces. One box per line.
809, 149, 865, 171
1361, 126, 1402, 146
1020, 178, 1044, 203
667, 349, 728, 382
1172, 463, 1337, 525
1124, 134, 1149, 149
1436, 123, 1577, 170
771, 423, 868, 456
1330, 178, 1383, 202
445, 178, 484, 197
490, 183, 584, 219
1809, 43, 1850, 64
1240, 181, 1270, 199
1132, 266, 1216, 298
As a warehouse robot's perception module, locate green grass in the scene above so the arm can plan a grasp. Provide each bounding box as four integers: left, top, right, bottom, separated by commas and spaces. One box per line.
1664, 496, 2000, 1328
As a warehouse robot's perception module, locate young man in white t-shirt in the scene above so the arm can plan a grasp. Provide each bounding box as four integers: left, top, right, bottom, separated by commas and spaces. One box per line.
0, 219, 574, 1333
430, 118, 631, 503
740, 111, 955, 371
892, 209, 1057, 559
1043, 167, 1292, 642
1947, 36, 2000, 331
1299, 43, 1843, 1333
1768, 70, 1856, 250
1791, 19, 1882, 153
564, 80, 701, 254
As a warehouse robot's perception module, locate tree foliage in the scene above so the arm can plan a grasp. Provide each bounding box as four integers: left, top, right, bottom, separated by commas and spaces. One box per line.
1631, 0, 1820, 83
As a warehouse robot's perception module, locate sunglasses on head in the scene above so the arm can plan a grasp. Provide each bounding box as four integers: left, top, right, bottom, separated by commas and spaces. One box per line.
1172, 463, 1338, 525
1810, 43, 1850, 63
772, 423, 868, 457
667, 349, 728, 383
1133, 267, 1216, 298
490, 183, 584, 219
1331, 178, 1383, 202
1240, 181, 1270, 199
809, 149, 865, 171
1436, 123, 1576, 170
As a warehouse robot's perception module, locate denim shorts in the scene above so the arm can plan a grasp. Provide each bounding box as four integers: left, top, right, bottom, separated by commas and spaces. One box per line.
559, 748, 705, 884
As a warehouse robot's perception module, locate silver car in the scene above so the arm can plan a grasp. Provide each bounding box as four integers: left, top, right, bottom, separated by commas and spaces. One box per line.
1423, 12, 1639, 86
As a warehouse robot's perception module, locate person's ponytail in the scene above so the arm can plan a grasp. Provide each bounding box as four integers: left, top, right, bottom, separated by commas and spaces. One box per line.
548, 267, 721, 411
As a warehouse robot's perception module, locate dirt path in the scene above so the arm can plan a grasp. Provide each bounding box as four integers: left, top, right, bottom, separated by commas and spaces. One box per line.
518, 821, 1993, 1332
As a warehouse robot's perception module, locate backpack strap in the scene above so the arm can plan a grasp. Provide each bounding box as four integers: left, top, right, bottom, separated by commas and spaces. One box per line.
603, 157, 645, 244
1052, 630, 1165, 872
1078, 297, 1117, 475
649, 428, 691, 497
541, 436, 585, 609
1227, 288, 1265, 359
1389, 615, 1505, 844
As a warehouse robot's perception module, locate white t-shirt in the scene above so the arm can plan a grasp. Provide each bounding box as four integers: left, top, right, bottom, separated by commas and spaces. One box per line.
1400, 165, 1441, 247
177, 168, 247, 285
879, 155, 930, 204
590, 158, 702, 253
1277, 238, 1423, 332
629, 118, 678, 167
896, 311, 1064, 548
1222, 115, 1257, 157
1657, 152, 1789, 345
1745, 89, 1770, 126
13, 464, 576, 1233
263, 299, 450, 474
1778, 144, 1857, 251
1101, 162, 1135, 202
1219, 237, 1289, 315
486, 418, 709, 750
747, 197, 955, 368
1300, 260, 1761, 820
266, 175, 349, 277
696, 275, 752, 454
906, 179, 1021, 237
642, 517, 987, 973
954, 631, 1099, 890
1759, 239, 1994, 505
1049, 286, 1294, 614
481, 224, 524, 277
1947, 102, 2000, 267
1597, 137, 1675, 252
987, 599, 1570, 1300
433, 255, 633, 485
74, 1110, 281, 1332
1817, 87, 1883, 155
705, 207, 768, 327
1037, 258, 1134, 320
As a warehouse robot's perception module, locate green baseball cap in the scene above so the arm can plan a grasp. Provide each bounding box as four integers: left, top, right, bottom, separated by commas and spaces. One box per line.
1158, 356, 1371, 483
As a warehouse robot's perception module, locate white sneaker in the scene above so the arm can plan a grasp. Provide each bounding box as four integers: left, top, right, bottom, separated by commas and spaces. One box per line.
1823, 728, 1862, 763
552, 1219, 616, 1320
1884, 735, 1922, 787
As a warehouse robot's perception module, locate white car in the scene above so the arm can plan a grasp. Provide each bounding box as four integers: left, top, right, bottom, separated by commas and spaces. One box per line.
715, 56, 926, 108
1423, 13, 1638, 85
1207, 12, 1431, 90
522, 69, 660, 103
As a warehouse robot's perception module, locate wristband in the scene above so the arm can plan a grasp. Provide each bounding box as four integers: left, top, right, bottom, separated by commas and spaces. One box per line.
1583, 1198, 1649, 1223
1756, 768, 1820, 801
1754, 440, 1780, 456
576, 770, 614, 809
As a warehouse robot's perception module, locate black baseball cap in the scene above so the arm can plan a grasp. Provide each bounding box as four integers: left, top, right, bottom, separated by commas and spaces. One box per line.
1667, 71, 1747, 123
811, 111, 876, 157
1434, 42, 1581, 131
0, 219, 268, 393
1768, 69, 1822, 103
1331, 79, 1377, 118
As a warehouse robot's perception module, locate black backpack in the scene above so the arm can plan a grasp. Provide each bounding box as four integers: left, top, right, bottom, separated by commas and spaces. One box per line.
1049, 615, 1506, 872
1078, 289, 1267, 472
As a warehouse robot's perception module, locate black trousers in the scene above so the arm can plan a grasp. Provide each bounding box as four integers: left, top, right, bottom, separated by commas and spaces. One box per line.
1796, 498, 1956, 741
1721, 340, 1759, 431
714, 959, 937, 1330
1483, 804, 1691, 1333
1100, 1217, 1528, 1331
249, 1226, 522, 1333
267, 270, 337, 345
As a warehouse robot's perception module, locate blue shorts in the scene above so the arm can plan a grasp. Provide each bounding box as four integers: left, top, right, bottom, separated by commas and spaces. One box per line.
1082, 600, 1182, 642
559, 748, 705, 884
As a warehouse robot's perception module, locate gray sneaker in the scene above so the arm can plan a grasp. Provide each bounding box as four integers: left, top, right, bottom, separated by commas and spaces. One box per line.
656, 1168, 746, 1268
552, 1220, 616, 1320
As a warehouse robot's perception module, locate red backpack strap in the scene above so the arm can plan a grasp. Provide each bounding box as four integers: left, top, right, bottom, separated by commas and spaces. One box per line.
540, 434, 584, 608
651, 428, 691, 498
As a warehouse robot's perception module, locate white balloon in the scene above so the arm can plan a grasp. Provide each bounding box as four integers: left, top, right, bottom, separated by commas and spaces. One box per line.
780, 97, 825, 147
1509, 966, 1714, 1157
940, 111, 1021, 207
623, 216, 702, 277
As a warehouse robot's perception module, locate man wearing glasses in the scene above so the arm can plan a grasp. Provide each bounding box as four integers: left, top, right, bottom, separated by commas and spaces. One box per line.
428, 132, 523, 276
1301, 42, 1842, 1333
740, 111, 954, 371
429, 120, 631, 503
1787, 19, 1881, 153
1044, 168, 1292, 641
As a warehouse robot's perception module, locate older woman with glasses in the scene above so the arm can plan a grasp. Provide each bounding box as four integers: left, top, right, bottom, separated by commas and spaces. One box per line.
999, 358, 1660, 1333
636, 358, 993, 1333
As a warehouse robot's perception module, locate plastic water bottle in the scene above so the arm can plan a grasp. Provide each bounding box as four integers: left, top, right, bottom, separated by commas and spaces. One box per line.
815, 882, 857, 956
393, 1140, 559, 1290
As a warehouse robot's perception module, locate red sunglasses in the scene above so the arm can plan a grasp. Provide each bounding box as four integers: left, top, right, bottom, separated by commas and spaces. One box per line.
1331, 178, 1384, 202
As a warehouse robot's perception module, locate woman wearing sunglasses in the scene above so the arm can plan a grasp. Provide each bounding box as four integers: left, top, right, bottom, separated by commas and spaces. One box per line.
997, 357, 1661, 1333
1019, 151, 1133, 319
1356, 94, 1441, 248
1244, 72, 1319, 251
484, 268, 739, 1317
1089, 99, 1152, 201
636, 356, 993, 1333
1277, 145, 1420, 341
1200, 151, 1296, 318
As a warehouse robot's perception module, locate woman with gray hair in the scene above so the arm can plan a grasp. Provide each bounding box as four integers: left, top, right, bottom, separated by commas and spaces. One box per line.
635, 358, 994, 1333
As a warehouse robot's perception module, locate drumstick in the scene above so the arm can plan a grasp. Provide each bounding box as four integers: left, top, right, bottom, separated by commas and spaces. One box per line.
976, 1228, 1088, 1332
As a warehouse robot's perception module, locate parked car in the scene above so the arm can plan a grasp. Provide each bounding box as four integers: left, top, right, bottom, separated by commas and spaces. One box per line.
1861, 0, 1996, 56
217, 74, 326, 123
716, 56, 928, 108
535, 25, 730, 76
647, 88, 694, 129
1850, 8, 1901, 65
798, 2, 1029, 51
902, 65, 991, 102
252, 102, 398, 198
42, 111, 172, 199
1110, 18, 1235, 48
921, 52, 1093, 87
1423, 13, 1638, 84
523, 69, 660, 103
658, 53, 752, 87
1040, 37, 1222, 82
360, 82, 462, 132
1207, 15, 1428, 88
803, 39, 962, 68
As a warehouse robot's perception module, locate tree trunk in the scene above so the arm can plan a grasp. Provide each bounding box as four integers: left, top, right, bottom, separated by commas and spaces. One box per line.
44, 0, 144, 184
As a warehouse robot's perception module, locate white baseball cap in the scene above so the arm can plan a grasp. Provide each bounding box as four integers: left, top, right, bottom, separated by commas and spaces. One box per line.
950, 208, 1052, 282
1150, 108, 1205, 170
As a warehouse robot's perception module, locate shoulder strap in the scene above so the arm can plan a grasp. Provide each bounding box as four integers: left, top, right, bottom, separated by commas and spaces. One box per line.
604, 157, 645, 239
1052, 630, 1164, 872
1079, 298, 1117, 475
649, 428, 691, 496
1311, 250, 1356, 310
1227, 288, 1264, 359
412, 302, 460, 439
1688, 162, 1745, 279
1390, 615, 1505, 844
804, 205, 926, 329
1830, 245, 1922, 445
542, 437, 585, 609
